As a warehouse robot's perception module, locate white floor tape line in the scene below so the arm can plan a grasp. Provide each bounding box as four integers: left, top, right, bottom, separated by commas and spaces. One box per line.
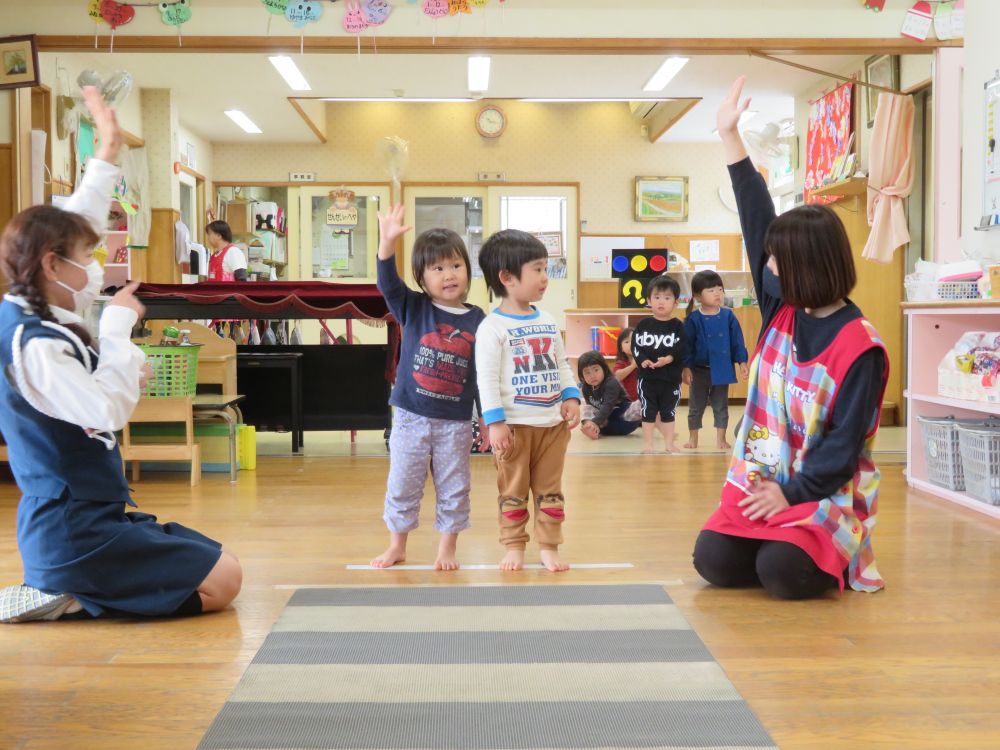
344, 563, 635, 571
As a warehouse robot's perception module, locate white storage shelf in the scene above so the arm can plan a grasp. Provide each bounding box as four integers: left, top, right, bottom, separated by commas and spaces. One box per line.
903, 301, 1000, 520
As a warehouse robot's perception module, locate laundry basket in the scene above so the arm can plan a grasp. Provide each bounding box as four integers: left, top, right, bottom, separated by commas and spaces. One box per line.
917, 416, 971, 491
137, 344, 202, 398
956, 423, 1000, 504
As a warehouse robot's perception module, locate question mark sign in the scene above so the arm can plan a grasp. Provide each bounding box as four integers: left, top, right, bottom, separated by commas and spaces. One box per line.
622, 280, 645, 305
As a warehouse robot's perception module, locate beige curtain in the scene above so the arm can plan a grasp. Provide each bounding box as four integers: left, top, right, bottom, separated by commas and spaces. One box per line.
863, 93, 916, 263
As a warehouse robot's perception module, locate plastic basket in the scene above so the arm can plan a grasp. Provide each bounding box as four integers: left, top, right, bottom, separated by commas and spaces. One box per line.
138, 344, 201, 398
917, 416, 971, 491
905, 279, 981, 302
956, 424, 1000, 504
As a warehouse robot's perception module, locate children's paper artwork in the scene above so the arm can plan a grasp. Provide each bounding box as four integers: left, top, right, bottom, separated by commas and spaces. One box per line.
88, 0, 107, 24
863, 0, 886, 10
901, 1, 933, 41
159, 0, 192, 27
951, 0, 965, 37
343, 1, 369, 33
260, 0, 289, 13
805, 82, 854, 205
469, 0, 489, 7
933, 0, 953, 40
285, 0, 323, 28
100, 0, 136, 28
423, 0, 449, 18
362, 0, 393, 25
449, 0, 471, 14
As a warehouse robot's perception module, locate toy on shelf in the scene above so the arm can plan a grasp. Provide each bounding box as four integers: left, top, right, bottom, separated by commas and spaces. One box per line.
938, 331, 1000, 402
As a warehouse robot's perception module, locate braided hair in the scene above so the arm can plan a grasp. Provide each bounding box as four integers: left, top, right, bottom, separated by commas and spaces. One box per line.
1, 205, 100, 348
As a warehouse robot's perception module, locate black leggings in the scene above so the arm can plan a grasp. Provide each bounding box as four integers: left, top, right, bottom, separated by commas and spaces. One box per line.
693, 530, 842, 600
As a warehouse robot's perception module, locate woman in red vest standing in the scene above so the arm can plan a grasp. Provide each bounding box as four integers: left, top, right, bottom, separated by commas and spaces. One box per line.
204, 221, 248, 282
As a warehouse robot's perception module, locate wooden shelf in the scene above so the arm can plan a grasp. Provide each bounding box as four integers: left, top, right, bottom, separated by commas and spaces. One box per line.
902, 299, 998, 310
809, 177, 868, 199
905, 391, 1000, 416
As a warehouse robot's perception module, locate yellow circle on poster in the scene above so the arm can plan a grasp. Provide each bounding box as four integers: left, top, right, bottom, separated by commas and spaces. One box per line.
631, 255, 648, 272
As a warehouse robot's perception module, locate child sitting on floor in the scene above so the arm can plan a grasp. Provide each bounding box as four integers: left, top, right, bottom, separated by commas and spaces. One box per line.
578, 351, 641, 439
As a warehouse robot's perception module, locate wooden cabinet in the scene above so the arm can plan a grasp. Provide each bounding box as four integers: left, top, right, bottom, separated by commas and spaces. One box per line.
903, 300, 1000, 520
564, 306, 761, 400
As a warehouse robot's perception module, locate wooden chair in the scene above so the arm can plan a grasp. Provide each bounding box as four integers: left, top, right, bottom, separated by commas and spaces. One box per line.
120, 396, 201, 486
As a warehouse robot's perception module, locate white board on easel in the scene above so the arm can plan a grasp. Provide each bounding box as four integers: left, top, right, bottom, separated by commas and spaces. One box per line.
580, 235, 645, 280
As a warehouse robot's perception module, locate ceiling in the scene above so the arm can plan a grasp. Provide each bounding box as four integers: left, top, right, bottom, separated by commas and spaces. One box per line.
41, 50, 857, 144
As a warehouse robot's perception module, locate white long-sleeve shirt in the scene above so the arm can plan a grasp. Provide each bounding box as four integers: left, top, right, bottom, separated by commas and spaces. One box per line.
475, 307, 581, 428
2, 156, 145, 433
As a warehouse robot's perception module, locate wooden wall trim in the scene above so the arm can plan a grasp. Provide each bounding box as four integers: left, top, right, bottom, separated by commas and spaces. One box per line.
37, 35, 958, 55
122, 129, 145, 148
288, 98, 328, 145
179, 164, 205, 181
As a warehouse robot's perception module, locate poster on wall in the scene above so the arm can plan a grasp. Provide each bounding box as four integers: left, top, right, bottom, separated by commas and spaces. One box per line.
983, 73, 1000, 224
805, 82, 854, 205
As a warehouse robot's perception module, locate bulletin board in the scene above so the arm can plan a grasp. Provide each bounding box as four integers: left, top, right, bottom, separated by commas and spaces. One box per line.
983, 73, 1000, 220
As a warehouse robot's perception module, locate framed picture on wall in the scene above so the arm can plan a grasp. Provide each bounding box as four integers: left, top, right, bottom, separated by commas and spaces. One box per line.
635, 176, 689, 222
864, 54, 899, 128
0, 35, 39, 90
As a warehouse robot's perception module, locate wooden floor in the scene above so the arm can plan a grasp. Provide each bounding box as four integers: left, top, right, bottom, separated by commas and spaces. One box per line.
2, 452, 1000, 749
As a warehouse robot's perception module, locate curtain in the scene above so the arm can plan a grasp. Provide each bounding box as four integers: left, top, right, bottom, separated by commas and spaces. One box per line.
863, 93, 916, 263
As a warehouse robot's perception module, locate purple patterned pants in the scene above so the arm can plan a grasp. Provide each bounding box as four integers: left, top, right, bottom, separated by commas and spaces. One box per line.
384, 408, 474, 534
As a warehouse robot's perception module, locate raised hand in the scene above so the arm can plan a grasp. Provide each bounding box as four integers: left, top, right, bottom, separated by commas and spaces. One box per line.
717, 76, 752, 136
376, 203, 412, 259
82, 85, 122, 165
109, 280, 146, 318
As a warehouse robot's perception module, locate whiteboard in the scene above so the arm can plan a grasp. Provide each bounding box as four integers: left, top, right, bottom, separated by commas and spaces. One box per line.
580, 235, 645, 280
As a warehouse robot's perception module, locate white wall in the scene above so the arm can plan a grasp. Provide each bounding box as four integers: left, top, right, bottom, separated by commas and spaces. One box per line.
961, 1, 1000, 264
176, 122, 213, 184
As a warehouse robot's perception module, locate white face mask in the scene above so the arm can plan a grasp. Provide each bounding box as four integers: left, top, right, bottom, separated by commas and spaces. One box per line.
55, 256, 105, 314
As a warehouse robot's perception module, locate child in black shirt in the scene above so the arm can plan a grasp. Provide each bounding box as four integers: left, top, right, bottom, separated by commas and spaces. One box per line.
632, 274, 686, 453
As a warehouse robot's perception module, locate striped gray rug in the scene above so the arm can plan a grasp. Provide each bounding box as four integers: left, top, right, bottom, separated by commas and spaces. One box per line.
199, 584, 776, 750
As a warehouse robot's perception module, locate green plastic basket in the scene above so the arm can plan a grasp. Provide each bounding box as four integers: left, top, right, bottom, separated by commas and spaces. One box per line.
138, 344, 202, 397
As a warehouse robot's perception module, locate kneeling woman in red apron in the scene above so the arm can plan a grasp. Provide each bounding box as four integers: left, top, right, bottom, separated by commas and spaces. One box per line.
693, 77, 888, 600
205, 221, 248, 282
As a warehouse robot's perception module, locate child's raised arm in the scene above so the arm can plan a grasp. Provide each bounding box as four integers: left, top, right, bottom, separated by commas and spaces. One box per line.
375, 203, 417, 324
377, 203, 411, 260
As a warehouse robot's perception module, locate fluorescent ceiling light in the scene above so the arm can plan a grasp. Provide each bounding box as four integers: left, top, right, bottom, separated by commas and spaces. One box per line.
320, 97, 474, 102
711, 110, 759, 136
269, 55, 311, 91
642, 57, 689, 92
224, 109, 262, 134
468, 56, 492, 92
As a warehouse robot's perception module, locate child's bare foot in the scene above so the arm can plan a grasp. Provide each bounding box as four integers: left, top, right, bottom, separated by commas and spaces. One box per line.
717, 440, 732, 450
642, 443, 655, 454
370, 546, 406, 568
540, 549, 570, 572
683, 440, 698, 449
665, 443, 678, 454
434, 533, 460, 571
499, 549, 525, 571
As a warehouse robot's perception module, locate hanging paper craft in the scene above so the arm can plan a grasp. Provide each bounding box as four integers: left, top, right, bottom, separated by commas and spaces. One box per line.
285, 0, 323, 28
100, 0, 136, 28
88, 0, 107, 49
343, 1, 369, 32
260, 0, 289, 12
449, 0, 471, 14
469, 0, 489, 7
159, 0, 192, 47
327, 189, 359, 228
863, 0, 885, 10
933, 1, 954, 40
362, 0, 393, 25
901, 1, 933, 41
951, 0, 965, 38
423, 0, 449, 18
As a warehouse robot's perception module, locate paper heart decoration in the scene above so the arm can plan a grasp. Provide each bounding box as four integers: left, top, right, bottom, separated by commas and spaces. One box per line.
343, 1, 369, 33
260, 0, 289, 13
159, 0, 192, 26
423, 0, 448, 19
362, 0, 392, 25
100, 0, 136, 29
76, 69, 134, 108
88, 0, 107, 23
285, 0, 323, 28
449, 0, 471, 15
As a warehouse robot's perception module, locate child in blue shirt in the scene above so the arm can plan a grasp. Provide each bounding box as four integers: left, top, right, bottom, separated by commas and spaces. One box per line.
371, 204, 486, 571
682, 270, 749, 450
